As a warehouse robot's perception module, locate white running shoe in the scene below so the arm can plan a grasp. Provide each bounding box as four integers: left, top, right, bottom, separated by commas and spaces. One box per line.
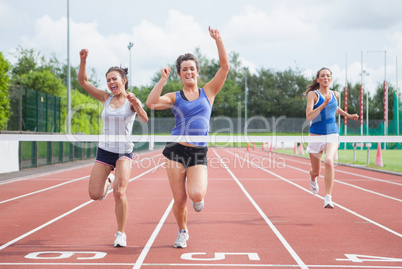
174, 229, 189, 248
114, 231, 127, 247
324, 194, 334, 209
100, 173, 114, 201
310, 180, 319, 194
192, 199, 204, 212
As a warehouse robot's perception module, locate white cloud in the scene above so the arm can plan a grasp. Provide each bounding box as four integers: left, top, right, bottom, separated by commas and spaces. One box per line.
328, 0, 402, 30
22, 15, 66, 52
4, 1, 402, 95
15, 10, 216, 89
224, 5, 319, 51
0, 0, 29, 29
131, 10, 209, 66
387, 32, 402, 57
239, 57, 257, 74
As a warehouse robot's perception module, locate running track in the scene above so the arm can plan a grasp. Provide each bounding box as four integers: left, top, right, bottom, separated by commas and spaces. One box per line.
0, 147, 401, 268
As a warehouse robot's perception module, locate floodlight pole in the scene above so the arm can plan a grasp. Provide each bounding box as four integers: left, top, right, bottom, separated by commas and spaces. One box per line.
360, 51, 364, 139
359, 52, 369, 150
397, 56, 399, 136
128, 42, 134, 92
344, 53, 348, 150
244, 67, 249, 134
367, 50, 387, 149
365, 70, 369, 136
66, 0, 71, 134
384, 50, 387, 151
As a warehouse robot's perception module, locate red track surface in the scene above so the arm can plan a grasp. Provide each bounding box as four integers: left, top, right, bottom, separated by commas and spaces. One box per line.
0, 148, 401, 268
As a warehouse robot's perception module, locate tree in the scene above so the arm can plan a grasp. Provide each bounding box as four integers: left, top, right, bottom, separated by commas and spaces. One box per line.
48, 53, 99, 96
10, 47, 64, 96
245, 68, 309, 118
273, 69, 309, 117
15, 70, 65, 97
60, 89, 102, 134
212, 79, 242, 117
344, 83, 361, 115
10, 46, 45, 77
371, 82, 395, 120
8, 47, 103, 134
0, 52, 11, 129
226, 52, 243, 83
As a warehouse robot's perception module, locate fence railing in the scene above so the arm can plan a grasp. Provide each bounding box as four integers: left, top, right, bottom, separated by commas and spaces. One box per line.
17, 139, 151, 170
8, 87, 61, 132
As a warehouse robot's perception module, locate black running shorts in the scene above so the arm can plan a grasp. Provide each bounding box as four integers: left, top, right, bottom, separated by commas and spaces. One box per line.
162, 143, 208, 168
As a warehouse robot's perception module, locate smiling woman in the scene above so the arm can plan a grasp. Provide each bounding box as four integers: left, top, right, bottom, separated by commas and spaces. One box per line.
77, 48, 148, 248
146, 26, 230, 249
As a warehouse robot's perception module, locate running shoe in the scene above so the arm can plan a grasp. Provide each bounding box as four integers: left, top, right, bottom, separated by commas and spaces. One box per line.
324, 194, 334, 209
100, 173, 115, 201
174, 229, 189, 248
310, 179, 319, 194
192, 199, 204, 212
114, 231, 127, 247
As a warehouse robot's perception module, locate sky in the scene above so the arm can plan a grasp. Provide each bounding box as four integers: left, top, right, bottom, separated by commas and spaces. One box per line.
1, 0, 402, 96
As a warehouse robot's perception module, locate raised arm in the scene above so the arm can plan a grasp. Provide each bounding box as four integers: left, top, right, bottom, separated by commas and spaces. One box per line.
127, 92, 148, 123
145, 66, 175, 110
78, 49, 109, 103
203, 26, 230, 100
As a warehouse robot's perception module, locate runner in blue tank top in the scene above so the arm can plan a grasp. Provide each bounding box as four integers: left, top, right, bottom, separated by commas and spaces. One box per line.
305, 68, 359, 209
146, 26, 230, 248
78, 49, 148, 247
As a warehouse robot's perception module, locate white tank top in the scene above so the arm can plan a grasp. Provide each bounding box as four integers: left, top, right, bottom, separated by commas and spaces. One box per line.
99, 95, 136, 153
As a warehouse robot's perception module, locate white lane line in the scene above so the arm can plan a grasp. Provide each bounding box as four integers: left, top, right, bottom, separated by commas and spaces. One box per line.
0, 163, 164, 251
144, 263, 402, 268
133, 199, 174, 269
1, 263, 402, 268
0, 176, 88, 204
0, 163, 93, 186
281, 154, 402, 186
225, 149, 402, 238
0, 200, 94, 251
247, 151, 402, 203
333, 180, 402, 203
0, 153, 162, 204
212, 148, 308, 269
0, 151, 160, 186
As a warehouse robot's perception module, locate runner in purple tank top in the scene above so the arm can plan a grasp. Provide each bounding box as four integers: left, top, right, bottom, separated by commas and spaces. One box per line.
146, 26, 230, 248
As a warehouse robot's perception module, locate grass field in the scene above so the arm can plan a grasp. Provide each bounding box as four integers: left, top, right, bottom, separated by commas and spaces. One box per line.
152, 133, 402, 174
272, 148, 402, 174
206, 132, 402, 174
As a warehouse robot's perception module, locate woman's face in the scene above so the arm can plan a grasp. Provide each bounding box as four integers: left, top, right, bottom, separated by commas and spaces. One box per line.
178, 60, 198, 86
106, 71, 126, 95
316, 69, 332, 88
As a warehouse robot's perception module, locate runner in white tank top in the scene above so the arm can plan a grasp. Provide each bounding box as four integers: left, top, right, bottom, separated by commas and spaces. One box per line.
78, 48, 148, 247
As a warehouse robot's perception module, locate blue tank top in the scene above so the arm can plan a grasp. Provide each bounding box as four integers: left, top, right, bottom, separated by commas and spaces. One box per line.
309, 90, 338, 135
171, 88, 212, 147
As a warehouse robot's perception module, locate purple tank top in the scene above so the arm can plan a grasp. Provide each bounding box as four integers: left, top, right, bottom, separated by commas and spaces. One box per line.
171, 88, 212, 147
309, 90, 338, 135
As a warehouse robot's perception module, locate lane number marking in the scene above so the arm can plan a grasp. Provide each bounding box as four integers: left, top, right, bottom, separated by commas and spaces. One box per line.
337, 254, 402, 263
181, 252, 260, 261
25, 251, 107, 260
